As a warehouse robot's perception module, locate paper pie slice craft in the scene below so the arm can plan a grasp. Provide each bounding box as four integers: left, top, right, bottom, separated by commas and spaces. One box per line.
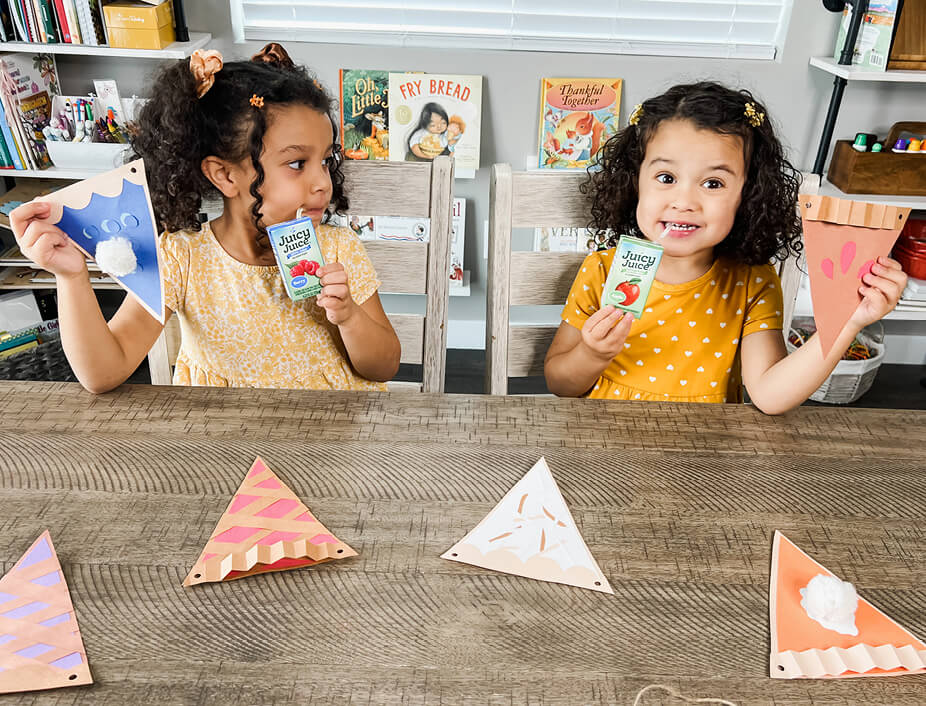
441, 457, 612, 594
800, 194, 911, 357
0, 531, 93, 694
183, 457, 357, 586
37, 159, 165, 324
769, 530, 926, 679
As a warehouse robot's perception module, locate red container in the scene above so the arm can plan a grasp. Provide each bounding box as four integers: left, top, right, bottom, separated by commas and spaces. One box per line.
893, 217, 926, 280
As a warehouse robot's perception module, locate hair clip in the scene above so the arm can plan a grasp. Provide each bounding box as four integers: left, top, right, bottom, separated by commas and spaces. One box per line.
628, 103, 643, 126
249, 94, 265, 109
189, 49, 223, 99
744, 102, 765, 128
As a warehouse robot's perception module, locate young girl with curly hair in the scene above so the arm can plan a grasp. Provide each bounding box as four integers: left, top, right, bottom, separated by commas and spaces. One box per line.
544, 81, 906, 413
11, 43, 400, 393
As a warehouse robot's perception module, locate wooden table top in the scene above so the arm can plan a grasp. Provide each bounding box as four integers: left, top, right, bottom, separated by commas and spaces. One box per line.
1, 382, 924, 705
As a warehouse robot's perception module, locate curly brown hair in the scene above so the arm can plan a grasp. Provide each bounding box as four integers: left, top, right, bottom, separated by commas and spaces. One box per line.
130, 43, 348, 241
585, 81, 802, 265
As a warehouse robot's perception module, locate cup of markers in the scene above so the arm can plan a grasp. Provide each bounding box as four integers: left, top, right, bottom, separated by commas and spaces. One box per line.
43, 97, 128, 145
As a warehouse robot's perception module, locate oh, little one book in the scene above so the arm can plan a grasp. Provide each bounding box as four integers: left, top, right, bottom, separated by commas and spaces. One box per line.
388, 72, 482, 179
538, 78, 621, 170
339, 69, 389, 161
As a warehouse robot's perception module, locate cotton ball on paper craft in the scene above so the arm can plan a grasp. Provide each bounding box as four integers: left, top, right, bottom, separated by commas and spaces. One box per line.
94, 237, 138, 277
800, 573, 859, 635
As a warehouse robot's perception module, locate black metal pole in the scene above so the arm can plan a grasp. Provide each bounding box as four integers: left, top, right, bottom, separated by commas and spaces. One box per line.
173, 0, 189, 42
812, 0, 870, 176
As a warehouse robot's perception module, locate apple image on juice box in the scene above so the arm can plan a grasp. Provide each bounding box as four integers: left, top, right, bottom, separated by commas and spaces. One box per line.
602, 235, 663, 318
267, 215, 325, 301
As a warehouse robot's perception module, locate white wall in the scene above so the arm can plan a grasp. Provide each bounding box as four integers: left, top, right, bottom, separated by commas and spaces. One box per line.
56, 1, 926, 359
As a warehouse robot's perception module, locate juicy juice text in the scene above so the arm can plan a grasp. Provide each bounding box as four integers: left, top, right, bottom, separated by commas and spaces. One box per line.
267, 215, 325, 301
602, 235, 664, 318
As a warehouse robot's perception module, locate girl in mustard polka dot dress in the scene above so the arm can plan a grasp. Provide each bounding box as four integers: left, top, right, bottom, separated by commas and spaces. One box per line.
11, 43, 400, 393
545, 82, 906, 413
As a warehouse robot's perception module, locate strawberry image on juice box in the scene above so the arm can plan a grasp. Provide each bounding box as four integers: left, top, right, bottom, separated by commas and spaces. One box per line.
267, 214, 326, 301
602, 235, 663, 319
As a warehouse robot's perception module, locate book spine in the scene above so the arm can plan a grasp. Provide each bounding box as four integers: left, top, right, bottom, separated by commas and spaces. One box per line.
26, 0, 41, 42
20, 0, 35, 41
74, 0, 95, 45
51, 0, 68, 42
8, 0, 27, 41
1, 92, 30, 169
0, 114, 22, 169
37, 0, 56, 42
0, 117, 13, 166
61, 0, 78, 43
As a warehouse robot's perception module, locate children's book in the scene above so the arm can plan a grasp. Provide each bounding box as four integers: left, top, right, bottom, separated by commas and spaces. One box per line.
339, 69, 389, 161
538, 78, 622, 169
1, 53, 58, 169
449, 197, 465, 286
388, 72, 482, 179
833, 1, 898, 70
335, 197, 466, 285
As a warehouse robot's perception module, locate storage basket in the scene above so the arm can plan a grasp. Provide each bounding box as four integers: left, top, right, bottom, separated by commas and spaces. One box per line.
786, 325, 884, 404
0, 338, 77, 382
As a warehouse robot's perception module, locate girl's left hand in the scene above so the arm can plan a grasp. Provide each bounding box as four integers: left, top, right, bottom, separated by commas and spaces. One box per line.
316, 262, 359, 326
850, 256, 908, 329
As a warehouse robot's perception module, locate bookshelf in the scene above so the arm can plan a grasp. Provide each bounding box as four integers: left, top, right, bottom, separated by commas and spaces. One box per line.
0, 32, 211, 60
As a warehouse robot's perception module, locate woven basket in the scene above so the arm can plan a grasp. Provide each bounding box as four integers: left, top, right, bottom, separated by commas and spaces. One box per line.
786, 327, 884, 405
0, 338, 77, 382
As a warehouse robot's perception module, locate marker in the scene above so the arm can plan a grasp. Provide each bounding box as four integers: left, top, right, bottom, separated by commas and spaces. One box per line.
64, 101, 75, 134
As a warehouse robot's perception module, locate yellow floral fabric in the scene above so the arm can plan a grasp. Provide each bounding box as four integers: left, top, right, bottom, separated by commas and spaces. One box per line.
562, 251, 783, 403
158, 221, 386, 390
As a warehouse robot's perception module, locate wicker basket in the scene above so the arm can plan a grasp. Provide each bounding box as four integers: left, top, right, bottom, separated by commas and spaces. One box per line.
786, 327, 884, 404
0, 338, 77, 382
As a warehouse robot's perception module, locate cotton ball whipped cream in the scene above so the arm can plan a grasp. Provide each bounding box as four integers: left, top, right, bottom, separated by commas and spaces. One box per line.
799, 573, 859, 635
95, 237, 137, 277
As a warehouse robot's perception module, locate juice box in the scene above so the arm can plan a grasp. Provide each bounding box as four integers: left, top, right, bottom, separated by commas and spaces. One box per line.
267, 215, 326, 301
601, 235, 664, 318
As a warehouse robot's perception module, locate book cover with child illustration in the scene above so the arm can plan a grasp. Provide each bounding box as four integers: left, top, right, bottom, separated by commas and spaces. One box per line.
388, 72, 482, 178
538, 77, 621, 169
339, 69, 389, 161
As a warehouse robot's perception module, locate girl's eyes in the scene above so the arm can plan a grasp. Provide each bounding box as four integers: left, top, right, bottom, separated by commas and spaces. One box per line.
654, 173, 724, 189
287, 160, 306, 171
286, 155, 338, 170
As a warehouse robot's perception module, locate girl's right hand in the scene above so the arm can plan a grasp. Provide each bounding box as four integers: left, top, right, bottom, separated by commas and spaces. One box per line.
580, 305, 634, 362
10, 200, 87, 279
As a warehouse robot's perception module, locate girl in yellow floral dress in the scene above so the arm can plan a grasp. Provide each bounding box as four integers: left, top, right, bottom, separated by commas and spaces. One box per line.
11, 43, 400, 393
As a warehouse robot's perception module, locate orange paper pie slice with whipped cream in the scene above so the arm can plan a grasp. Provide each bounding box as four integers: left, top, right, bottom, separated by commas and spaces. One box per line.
442, 457, 612, 594
770, 531, 926, 679
183, 457, 357, 586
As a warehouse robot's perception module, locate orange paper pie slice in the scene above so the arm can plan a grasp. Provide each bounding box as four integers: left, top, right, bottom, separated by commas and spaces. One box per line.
0, 531, 93, 694
183, 457, 357, 586
800, 195, 910, 357
769, 531, 926, 679
441, 457, 612, 594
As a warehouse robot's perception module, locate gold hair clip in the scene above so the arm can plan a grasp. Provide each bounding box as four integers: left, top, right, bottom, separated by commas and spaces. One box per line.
628, 103, 643, 126
744, 102, 765, 128
249, 94, 265, 109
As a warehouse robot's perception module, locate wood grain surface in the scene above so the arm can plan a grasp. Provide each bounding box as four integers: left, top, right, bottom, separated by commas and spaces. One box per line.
1, 382, 924, 705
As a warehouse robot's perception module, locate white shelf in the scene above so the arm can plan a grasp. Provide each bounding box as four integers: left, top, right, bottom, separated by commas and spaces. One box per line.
809, 56, 926, 83
818, 178, 926, 211
0, 33, 211, 60
2, 166, 111, 180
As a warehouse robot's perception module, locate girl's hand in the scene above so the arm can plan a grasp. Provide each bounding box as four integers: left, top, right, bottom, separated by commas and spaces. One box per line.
579, 305, 634, 362
316, 262, 359, 326
850, 256, 908, 329
10, 201, 87, 279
